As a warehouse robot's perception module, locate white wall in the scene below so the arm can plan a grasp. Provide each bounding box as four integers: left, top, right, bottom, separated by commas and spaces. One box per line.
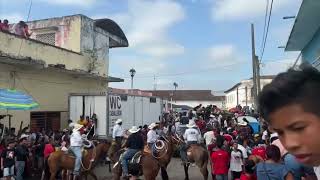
225, 79, 273, 109
69, 94, 162, 136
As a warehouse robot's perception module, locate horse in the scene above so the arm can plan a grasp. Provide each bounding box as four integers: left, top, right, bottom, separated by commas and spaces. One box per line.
45, 140, 111, 180
112, 132, 176, 180
175, 135, 209, 180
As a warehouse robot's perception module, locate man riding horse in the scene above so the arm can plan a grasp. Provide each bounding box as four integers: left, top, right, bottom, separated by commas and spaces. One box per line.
121, 126, 144, 178
69, 123, 84, 178
180, 120, 201, 164
109, 119, 124, 161
147, 123, 159, 149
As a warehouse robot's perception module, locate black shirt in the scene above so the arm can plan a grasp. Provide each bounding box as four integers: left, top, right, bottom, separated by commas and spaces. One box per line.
15, 144, 28, 161
1, 148, 15, 168
126, 133, 144, 150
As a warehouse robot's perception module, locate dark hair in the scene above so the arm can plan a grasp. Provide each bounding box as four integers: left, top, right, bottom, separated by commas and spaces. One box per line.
266, 145, 281, 162
3, 19, 8, 23
258, 64, 320, 122
216, 135, 225, 148
244, 160, 256, 174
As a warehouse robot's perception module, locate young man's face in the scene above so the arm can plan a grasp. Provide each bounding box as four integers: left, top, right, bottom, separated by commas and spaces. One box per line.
269, 104, 320, 166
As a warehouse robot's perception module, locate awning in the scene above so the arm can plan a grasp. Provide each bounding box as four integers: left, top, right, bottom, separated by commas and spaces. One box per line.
285, 0, 320, 51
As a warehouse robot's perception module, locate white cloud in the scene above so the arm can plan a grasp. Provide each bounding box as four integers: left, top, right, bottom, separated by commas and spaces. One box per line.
37, 0, 96, 6
211, 0, 293, 21
100, 0, 185, 58
207, 44, 243, 67
0, 13, 24, 23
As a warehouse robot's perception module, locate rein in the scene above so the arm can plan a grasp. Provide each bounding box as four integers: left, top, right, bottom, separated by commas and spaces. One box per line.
80, 141, 97, 171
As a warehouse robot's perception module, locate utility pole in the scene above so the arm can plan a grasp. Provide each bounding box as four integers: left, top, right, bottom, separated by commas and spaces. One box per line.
251, 23, 258, 110
245, 86, 248, 106
236, 87, 239, 106
256, 55, 261, 94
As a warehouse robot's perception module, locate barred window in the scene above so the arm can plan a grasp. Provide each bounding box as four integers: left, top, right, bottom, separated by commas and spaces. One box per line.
36, 33, 56, 45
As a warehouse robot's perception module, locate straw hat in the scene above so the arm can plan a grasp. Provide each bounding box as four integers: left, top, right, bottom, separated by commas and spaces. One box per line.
115, 119, 123, 124
128, 126, 140, 134
73, 123, 83, 131
148, 123, 158, 129
186, 121, 197, 128
20, 134, 29, 140
238, 122, 248, 126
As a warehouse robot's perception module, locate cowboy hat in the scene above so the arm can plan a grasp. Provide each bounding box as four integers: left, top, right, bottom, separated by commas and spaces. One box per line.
210, 114, 215, 118
115, 119, 123, 124
238, 122, 248, 126
128, 126, 140, 134
73, 123, 83, 131
20, 134, 29, 140
148, 123, 158, 129
186, 121, 197, 128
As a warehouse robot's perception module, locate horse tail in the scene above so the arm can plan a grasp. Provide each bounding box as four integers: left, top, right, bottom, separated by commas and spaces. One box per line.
160, 166, 169, 180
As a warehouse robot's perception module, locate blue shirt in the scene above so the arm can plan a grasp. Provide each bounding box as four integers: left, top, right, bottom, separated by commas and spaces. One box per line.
256, 162, 290, 180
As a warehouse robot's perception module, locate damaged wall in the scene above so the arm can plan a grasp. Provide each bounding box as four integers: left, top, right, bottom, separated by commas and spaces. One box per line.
0, 63, 107, 132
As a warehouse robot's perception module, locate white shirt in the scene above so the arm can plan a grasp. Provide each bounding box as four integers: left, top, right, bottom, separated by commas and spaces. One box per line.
70, 130, 83, 147
112, 124, 124, 139
314, 166, 320, 179
230, 150, 243, 172
147, 129, 159, 144
183, 128, 200, 142
262, 130, 268, 140
237, 144, 248, 159
203, 131, 215, 146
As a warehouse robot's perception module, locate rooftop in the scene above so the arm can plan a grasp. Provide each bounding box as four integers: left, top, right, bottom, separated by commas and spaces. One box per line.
285, 0, 320, 51
147, 90, 225, 101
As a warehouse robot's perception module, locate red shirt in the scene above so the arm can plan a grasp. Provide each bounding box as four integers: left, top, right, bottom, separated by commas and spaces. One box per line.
223, 134, 233, 143
44, 144, 55, 158
252, 146, 266, 160
210, 149, 229, 175
195, 120, 206, 132
240, 173, 257, 180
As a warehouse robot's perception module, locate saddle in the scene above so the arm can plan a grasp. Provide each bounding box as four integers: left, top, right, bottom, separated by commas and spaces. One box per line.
186, 144, 200, 163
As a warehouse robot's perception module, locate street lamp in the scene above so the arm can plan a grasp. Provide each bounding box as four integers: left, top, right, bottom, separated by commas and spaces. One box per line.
129, 68, 136, 90
173, 82, 178, 102
283, 16, 296, 19
171, 82, 178, 110
129, 68, 136, 126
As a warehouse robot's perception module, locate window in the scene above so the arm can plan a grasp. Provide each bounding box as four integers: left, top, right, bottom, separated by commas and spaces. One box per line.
120, 94, 127, 101
36, 33, 56, 45
30, 112, 60, 131
150, 97, 157, 103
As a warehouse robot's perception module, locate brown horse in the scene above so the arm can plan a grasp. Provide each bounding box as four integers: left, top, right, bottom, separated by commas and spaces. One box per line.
175, 135, 208, 180
46, 140, 111, 180
112, 133, 175, 180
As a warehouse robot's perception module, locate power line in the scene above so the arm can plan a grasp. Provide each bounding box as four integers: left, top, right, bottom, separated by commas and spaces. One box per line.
116, 62, 251, 79
18, 0, 33, 56
260, 0, 269, 55
260, 0, 274, 62
291, 52, 302, 68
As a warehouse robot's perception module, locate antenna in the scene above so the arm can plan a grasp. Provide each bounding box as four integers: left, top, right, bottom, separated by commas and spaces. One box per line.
153, 75, 157, 90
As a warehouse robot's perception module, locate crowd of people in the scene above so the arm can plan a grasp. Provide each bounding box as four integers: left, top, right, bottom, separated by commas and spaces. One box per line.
0, 113, 97, 180
0, 64, 318, 180
0, 19, 33, 38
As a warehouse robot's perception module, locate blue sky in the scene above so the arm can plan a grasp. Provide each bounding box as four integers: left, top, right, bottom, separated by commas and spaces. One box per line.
0, 0, 302, 91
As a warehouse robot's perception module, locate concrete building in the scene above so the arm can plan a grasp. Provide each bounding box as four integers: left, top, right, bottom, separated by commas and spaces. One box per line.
148, 90, 225, 109
0, 14, 128, 132
224, 76, 275, 109
285, 0, 320, 69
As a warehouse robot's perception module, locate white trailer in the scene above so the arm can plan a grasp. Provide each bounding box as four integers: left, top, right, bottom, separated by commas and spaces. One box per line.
69, 93, 163, 137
